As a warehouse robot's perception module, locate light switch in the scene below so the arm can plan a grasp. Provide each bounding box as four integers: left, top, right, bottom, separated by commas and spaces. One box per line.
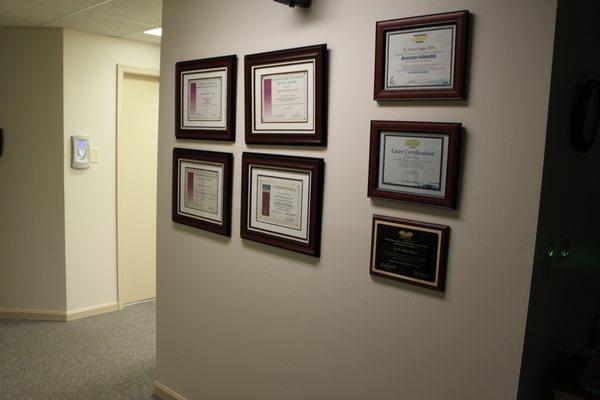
90, 147, 100, 163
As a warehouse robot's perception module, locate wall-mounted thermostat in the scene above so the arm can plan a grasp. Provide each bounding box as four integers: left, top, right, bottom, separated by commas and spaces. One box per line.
71, 135, 90, 169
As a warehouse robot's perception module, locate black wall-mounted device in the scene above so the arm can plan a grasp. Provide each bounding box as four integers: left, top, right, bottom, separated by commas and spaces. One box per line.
0, 129, 3, 157
274, 0, 311, 7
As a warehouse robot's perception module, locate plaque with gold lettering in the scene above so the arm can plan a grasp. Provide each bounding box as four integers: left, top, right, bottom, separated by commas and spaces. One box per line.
370, 215, 449, 291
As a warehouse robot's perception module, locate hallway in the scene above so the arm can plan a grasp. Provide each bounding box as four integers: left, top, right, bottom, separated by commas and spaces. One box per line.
0, 302, 155, 400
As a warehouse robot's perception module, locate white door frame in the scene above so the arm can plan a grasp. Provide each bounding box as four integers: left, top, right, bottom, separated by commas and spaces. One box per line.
116, 65, 160, 310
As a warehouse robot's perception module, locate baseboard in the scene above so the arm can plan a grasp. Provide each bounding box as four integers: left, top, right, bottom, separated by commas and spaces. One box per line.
0, 301, 119, 322
66, 302, 119, 321
153, 381, 188, 400
0, 308, 66, 321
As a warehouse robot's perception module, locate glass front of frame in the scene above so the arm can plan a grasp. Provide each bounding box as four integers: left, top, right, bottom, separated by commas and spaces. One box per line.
178, 158, 224, 224
247, 165, 311, 243
181, 67, 228, 130
378, 131, 449, 198
384, 24, 456, 91
252, 60, 315, 134
371, 219, 442, 288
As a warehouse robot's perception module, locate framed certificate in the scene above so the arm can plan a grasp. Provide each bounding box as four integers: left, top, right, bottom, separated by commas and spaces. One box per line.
244, 44, 327, 145
374, 11, 469, 100
368, 121, 461, 209
370, 215, 449, 292
241, 153, 324, 257
176, 55, 237, 141
172, 148, 233, 236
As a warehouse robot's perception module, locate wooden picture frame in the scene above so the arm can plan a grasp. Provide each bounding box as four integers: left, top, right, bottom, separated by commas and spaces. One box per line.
368, 120, 461, 209
172, 148, 233, 236
374, 10, 469, 100
244, 44, 327, 146
240, 152, 324, 257
370, 215, 449, 292
175, 55, 237, 141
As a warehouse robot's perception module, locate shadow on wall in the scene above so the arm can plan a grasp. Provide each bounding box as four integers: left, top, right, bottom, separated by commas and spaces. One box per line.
518, 0, 600, 399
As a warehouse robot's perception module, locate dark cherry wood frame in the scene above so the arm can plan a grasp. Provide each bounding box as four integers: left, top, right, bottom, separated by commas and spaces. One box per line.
374, 10, 469, 100
240, 152, 324, 257
172, 148, 233, 236
370, 215, 450, 292
175, 55, 237, 141
368, 120, 462, 209
244, 44, 327, 146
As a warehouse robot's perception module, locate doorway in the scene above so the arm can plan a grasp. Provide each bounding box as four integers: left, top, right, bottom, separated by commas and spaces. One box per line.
116, 66, 160, 308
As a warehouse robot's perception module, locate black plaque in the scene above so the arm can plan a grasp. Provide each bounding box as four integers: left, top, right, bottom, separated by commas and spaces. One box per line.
370, 215, 449, 291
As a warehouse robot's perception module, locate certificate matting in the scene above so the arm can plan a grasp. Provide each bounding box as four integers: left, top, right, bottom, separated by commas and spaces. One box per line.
260, 70, 309, 124
370, 215, 449, 292
255, 176, 304, 231
248, 166, 310, 242
182, 69, 227, 129
240, 152, 324, 257
172, 148, 233, 236
253, 61, 315, 132
186, 76, 223, 122
374, 10, 469, 100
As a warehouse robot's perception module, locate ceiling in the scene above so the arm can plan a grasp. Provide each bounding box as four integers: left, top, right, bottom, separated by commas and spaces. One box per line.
0, 0, 162, 44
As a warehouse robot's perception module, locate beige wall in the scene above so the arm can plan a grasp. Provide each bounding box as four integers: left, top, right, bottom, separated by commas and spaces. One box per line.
0, 28, 67, 311
63, 30, 160, 311
156, 0, 556, 398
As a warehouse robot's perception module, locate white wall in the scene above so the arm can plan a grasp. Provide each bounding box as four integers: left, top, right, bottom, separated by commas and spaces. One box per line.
0, 28, 67, 311
63, 30, 160, 311
156, 0, 556, 398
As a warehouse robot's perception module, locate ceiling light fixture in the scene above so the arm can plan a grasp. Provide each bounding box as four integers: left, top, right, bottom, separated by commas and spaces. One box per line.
143, 27, 162, 37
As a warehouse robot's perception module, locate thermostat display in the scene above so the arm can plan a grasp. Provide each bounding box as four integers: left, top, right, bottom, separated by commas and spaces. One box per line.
71, 135, 90, 169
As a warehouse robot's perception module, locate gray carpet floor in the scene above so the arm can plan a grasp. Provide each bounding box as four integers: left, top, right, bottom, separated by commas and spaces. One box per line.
0, 301, 155, 400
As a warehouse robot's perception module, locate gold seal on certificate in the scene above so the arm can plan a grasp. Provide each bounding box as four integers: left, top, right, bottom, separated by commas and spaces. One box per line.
245, 44, 327, 145
374, 11, 469, 100
368, 121, 462, 209
172, 148, 233, 236
176, 55, 236, 141
241, 153, 324, 257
